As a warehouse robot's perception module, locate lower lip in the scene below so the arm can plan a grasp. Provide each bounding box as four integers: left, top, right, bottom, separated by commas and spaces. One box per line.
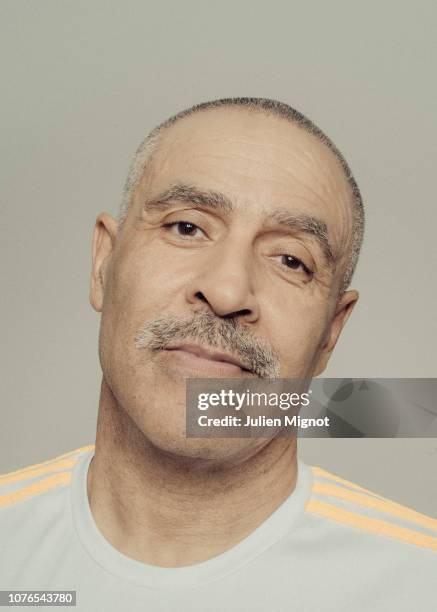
163, 349, 251, 377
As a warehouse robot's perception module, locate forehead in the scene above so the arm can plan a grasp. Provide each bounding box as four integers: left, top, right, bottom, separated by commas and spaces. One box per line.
143, 108, 354, 252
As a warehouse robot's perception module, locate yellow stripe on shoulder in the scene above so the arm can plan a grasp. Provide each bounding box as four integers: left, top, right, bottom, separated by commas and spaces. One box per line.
312, 466, 388, 499
0, 445, 94, 486
0, 472, 72, 509
312, 481, 437, 533
306, 499, 437, 552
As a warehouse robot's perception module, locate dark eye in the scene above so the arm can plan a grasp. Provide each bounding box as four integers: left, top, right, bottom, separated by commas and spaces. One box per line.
176, 222, 198, 236
282, 255, 301, 269
164, 221, 205, 238
281, 255, 312, 276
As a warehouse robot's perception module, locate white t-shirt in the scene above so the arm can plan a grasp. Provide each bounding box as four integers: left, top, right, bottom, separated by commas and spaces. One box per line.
1, 445, 436, 611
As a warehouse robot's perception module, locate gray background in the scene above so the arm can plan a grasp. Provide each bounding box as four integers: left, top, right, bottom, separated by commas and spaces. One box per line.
1, 1, 436, 516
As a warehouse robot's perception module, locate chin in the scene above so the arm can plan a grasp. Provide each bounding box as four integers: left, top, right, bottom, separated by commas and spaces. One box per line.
144, 428, 264, 469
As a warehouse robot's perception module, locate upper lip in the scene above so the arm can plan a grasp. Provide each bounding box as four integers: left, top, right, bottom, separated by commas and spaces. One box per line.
165, 343, 251, 372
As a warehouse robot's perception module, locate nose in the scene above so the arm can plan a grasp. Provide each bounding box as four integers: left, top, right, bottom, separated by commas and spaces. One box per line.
184, 243, 260, 323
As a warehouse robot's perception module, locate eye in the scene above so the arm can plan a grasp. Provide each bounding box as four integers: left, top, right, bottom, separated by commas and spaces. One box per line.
280, 254, 312, 276
163, 221, 206, 239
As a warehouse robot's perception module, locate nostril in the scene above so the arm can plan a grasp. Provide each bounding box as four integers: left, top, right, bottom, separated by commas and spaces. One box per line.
195, 291, 208, 303
192, 291, 255, 322
224, 309, 251, 319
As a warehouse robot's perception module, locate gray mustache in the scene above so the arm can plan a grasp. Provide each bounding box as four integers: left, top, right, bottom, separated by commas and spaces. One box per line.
134, 311, 280, 379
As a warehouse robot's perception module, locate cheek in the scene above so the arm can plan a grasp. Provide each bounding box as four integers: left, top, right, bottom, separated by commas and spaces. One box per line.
108, 242, 182, 319
263, 295, 329, 373
99, 240, 195, 369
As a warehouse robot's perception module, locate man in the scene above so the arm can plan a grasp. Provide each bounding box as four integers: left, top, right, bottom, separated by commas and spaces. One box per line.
1, 98, 435, 611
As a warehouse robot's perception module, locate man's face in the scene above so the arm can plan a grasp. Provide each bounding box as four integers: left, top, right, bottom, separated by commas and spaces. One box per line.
90, 108, 357, 461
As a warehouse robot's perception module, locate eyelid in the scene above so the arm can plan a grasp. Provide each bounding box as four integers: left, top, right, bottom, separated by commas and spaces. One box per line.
261, 231, 315, 267
162, 207, 209, 222
164, 209, 204, 225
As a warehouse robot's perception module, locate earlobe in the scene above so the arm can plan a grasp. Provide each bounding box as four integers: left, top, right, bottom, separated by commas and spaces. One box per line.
314, 290, 359, 376
89, 213, 119, 313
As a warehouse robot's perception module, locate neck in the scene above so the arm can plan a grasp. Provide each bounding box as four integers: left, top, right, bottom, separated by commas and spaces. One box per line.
87, 377, 298, 567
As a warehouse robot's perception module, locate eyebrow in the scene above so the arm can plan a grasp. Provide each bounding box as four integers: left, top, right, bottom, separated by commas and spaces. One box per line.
144, 184, 233, 215
266, 208, 334, 264
144, 183, 335, 265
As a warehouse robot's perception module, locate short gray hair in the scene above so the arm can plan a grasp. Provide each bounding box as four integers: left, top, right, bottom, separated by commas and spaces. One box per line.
117, 97, 364, 291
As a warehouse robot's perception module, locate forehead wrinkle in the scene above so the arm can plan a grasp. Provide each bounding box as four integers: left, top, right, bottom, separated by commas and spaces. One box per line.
267, 156, 339, 211
150, 122, 350, 221
194, 149, 344, 218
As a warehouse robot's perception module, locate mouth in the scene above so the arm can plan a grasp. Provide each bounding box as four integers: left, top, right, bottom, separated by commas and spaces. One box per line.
163, 343, 253, 376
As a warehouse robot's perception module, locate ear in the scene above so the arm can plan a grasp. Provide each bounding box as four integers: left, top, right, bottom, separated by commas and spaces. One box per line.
89, 213, 119, 313
314, 290, 359, 376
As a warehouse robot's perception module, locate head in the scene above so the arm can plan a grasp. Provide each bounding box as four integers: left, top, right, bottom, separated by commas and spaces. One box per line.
90, 97, 364, 463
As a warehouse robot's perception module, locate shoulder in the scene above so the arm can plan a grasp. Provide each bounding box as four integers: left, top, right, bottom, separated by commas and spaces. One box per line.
0, 445, 94, 515
0, 446, 94, 580
304, 464, 437, 554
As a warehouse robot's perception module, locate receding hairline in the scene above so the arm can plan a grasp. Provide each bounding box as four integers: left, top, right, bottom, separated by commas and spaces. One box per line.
118, 97, 364, 291
142, 105, 352, 187
145, 102, 357, 187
